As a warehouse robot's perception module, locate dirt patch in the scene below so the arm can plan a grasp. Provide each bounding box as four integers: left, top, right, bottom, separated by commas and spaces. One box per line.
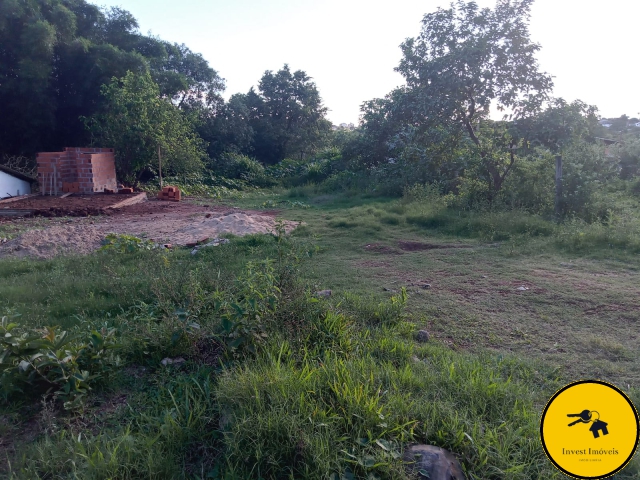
190, 337, 225, 366
363, 243, 402, 254
0, 225, 105, 258
0, 193, 138, 212
397, 241, 472, 251
0, 200, 300, 259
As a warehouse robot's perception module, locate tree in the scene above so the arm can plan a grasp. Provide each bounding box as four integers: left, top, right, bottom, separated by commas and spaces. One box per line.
394, 0, 553, 202
152, 42, 225, 110
197, 93, 255, 161
0, 1, 223, 157
517, 98, 601, 154
610, 115, 630, 132
85, 71, 207, 183
195, 65, 332, 165
247, 65, 331, 164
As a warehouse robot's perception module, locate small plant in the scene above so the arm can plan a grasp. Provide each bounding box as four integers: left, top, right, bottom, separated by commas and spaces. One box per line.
217, 261, 280, 354
100, 233, 156, 253
0, 317, 121, 409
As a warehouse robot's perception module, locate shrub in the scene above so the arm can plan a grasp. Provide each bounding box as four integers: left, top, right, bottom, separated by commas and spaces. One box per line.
215, 152, 265, 180
100, 234, 156, 253
0, 317, 121, 409
561, 141, 618, 221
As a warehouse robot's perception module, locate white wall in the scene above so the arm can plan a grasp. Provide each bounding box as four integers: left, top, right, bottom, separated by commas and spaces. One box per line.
0, 171, 32, 199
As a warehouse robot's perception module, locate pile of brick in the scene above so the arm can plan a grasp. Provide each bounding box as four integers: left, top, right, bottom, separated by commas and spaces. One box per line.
158, 186, 181, 202
36, 148, 117, 195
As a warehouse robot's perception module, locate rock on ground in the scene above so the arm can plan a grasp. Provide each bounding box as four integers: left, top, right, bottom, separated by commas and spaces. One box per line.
403, 444, 467, 480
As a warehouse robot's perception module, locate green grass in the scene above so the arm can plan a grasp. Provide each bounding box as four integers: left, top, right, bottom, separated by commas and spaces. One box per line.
2, 190, 640, 479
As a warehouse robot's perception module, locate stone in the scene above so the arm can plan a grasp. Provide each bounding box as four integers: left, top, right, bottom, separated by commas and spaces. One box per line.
189, 238, 230, 254
403, 444, 467, 480
316, 289, 332, 297
516, 286, 529, 291
415, 330, 430, 343
160, 357, 186, 366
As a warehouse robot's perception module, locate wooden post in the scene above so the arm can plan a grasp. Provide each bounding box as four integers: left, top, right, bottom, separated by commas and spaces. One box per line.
158, 145, 163, 190
555, 155, 563, 219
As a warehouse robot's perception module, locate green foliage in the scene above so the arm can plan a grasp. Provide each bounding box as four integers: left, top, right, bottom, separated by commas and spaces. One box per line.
615, 133, 640, 179
209, 152, 276, 187
340, 288, 408, 327
0, 1, 224, 158
140, 172, 251, 197
4, 194, 640, 478
85, 71, 207, 183
262, 199, 312, 209
217, 260, 281, 354
0, 317, 120, 409
215, 336, 554, 479
100, 233, 156, 253
498, 151, 555, 214
517, 98, 602, 154
561, 141, 618, 221
555, 214, 640, 253
201, 65, 332, 165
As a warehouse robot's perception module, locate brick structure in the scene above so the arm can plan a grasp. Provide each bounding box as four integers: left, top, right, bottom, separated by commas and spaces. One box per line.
36, 148, 117, 194
158, 186, 181, 202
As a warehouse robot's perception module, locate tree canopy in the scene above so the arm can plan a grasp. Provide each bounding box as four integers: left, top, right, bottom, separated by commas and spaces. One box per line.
350, 0, 555, 201
85, 71, 207, 183
0, 0, 224, 157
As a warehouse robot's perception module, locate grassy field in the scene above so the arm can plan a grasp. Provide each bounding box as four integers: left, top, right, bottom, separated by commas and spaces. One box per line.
1, 190, 639, 479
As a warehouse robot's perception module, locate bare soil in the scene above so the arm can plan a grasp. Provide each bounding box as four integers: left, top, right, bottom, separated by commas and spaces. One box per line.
0, 199, 299, 259
0, 193, 139, 211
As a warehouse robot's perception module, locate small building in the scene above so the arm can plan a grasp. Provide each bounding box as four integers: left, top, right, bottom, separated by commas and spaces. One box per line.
0, 165, 35, 199
36, 147, 117, 194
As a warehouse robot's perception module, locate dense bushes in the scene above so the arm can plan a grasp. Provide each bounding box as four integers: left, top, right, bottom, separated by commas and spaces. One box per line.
212, 152, 266, 181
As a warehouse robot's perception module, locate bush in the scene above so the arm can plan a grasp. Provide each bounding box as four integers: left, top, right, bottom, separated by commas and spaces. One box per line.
0, 317, 120, 409
561, 141, 618, 221
214, 152, 265, 180
498, 151, 555, 214
100, 234, 156, 252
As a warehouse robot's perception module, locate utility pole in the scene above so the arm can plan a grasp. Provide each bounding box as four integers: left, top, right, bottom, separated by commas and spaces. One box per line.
555, 154, 562, 219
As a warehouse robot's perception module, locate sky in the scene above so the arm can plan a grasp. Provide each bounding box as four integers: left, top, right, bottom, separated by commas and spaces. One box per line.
92, 0, 640, 125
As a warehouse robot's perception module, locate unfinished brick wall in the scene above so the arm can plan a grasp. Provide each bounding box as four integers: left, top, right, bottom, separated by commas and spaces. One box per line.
36, 148, 117, 194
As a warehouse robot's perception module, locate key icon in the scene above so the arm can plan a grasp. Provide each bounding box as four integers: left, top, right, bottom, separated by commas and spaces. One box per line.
567, 409, 592, 426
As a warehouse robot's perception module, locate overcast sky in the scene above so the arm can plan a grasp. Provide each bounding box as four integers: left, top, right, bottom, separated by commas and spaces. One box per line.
92, 0, 640, 124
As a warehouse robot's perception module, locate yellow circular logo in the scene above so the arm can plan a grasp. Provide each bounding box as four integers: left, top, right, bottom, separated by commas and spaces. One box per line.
540, 380, 639, 479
